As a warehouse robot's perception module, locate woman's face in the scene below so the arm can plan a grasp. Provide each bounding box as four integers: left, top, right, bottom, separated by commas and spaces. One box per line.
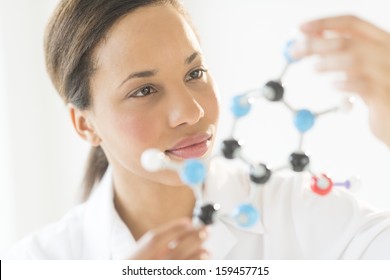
86, 4, 219, 186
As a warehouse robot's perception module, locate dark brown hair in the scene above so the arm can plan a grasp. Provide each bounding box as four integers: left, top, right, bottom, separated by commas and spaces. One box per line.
44, 0, 184, 199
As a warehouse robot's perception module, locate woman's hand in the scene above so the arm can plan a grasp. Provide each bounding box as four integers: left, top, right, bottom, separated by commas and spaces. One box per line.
128, 218, 209, 260
291, 15, 390, 146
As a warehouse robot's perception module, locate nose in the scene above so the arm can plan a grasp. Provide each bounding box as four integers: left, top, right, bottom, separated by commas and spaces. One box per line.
168, 87, 205, 128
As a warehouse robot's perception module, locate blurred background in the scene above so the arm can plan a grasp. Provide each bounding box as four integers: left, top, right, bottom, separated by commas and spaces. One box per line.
1, 0, 389, 253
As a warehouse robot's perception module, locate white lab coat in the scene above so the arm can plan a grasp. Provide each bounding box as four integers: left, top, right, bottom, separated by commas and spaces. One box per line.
4, 157, 390, 259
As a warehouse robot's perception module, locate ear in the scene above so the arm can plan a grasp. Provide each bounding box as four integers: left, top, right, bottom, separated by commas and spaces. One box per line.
68, 103, 101, 147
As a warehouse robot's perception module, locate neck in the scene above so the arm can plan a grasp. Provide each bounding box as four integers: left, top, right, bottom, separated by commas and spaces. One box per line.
113, 168, 196, 240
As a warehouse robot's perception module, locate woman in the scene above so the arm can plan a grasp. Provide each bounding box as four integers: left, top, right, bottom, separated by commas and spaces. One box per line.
5, 1, 390, 259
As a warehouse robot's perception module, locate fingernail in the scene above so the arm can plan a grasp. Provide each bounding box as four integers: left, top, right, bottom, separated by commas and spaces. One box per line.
199, 230, 208, 240
167, 240, 177, 250
200, 252, 209, 260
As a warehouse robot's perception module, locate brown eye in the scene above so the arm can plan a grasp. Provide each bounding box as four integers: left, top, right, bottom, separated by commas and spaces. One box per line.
130, 85, 157, 98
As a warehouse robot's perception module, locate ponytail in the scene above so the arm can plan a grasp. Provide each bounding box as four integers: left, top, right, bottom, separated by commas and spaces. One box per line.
82, 146, 109, 200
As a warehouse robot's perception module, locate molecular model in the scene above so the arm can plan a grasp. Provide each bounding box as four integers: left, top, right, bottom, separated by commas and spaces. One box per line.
141, 149, 258, 228
141, 40, 360, 229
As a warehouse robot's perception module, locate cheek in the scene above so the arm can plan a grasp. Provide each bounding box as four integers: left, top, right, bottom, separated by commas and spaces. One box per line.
95, 104, 164, 163
102, 111, 167, 176
115, 114, 161, 149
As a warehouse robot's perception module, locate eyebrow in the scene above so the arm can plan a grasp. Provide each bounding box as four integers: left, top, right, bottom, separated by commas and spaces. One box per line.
118, 70, 158, 88
185, 51, 200, 65
119, 51, 201, 88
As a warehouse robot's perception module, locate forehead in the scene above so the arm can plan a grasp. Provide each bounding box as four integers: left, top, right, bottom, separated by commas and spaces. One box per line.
94, 5, 200, 71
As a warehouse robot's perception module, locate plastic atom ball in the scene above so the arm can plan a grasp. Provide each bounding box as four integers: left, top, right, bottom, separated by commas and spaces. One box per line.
140, 148, 166, 172
339, 95, 356, 113
230, 95, 251, 118
294, 109, 316, 133
198, 203, 220, 225
222, 138, 242, 159
289, 152, 310, 172
283, 39, 300, 64
262, 80, 284, 102
180, 159, 206, 187
311, 174, 333, 195
249, 163, 271, 184
347, 176, 362, 193
231, 203, 260, 228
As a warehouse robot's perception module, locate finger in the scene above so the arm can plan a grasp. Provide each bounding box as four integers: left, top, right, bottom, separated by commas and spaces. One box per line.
310, 40, 389, 89
314, 52, 356, 72
333, 79, 370, 95
167, 227, 208, 260
300, 15, 389, 42
291, 37, 350, 59
187, 249, 210, 260
370, 45, 390, 89
333, 75, 372, 102
135, 218, 193, 259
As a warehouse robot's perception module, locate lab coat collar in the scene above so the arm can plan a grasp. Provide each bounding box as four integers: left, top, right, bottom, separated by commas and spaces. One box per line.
81, 167, 135, 259
203, 157, 265, 258
206, 216, 265, 259
205, 219, 237, 259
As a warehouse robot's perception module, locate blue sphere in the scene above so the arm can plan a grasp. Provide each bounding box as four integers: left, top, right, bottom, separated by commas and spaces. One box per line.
294, 109, 315, 133
180, 159, 206, 186
232, 203, 259, 228
230, 95, 251, 118
284, 39, 299, 64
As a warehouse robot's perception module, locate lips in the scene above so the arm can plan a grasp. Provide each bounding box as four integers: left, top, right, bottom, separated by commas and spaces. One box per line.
165, 133, 212, 159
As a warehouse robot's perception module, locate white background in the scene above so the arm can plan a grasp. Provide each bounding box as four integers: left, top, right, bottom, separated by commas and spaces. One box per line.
1, 0, 389, 253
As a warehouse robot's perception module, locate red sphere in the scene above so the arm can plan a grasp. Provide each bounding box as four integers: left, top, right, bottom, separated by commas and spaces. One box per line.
311, 174, 333, 195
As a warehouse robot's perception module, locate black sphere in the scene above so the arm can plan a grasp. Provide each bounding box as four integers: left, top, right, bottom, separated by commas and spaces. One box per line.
222, 139, 241, 159
289, 152, 310, 172
198, 203, 219, 225
250, 163, 272, 184
263, 80, 284, 102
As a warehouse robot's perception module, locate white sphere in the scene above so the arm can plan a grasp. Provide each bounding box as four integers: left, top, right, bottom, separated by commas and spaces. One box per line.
317, 176, 331, 190
252, 164, 267, 177
140, 148, 166, 172
339, 95, 356, 113
262, 85, 276, 101
348, 175, 362, 193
